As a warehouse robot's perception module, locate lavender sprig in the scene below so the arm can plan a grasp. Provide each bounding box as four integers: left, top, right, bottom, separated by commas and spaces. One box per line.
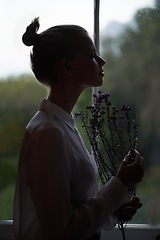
76, 91, 139, 188
75, 91, 139, 240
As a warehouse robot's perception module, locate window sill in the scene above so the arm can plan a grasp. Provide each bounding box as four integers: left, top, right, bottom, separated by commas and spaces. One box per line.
102, 223, 160, 240
0, 220, 160, 240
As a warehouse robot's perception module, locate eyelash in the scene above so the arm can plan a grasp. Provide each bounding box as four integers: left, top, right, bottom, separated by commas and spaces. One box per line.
91, 53, 96, 58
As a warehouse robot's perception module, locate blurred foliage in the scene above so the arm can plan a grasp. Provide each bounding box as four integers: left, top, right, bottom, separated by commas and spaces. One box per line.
101, 1, 160, 166
0, 74, 47, 158
0, 156, 18, 219
136, 165, 160, 224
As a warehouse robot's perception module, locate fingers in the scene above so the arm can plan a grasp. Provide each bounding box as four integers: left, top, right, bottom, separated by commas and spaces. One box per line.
115, 205, 137, 222
134, 150, 145, 168
123, 150, 144, 167
115, 196, 142, 222
128, 150, 145, 166
134, 153, 145, 182
117, 150, 145, 188
119, 206, 137, 221
127, 196, 142, 209
127, 150, 145, 182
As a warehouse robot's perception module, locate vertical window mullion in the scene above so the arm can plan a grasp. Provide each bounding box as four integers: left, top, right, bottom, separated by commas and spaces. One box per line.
93, 0, 100, 103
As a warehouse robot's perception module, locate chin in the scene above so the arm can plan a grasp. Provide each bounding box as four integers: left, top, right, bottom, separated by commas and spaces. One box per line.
84, 79, 103, 89
94, 79, 104, 87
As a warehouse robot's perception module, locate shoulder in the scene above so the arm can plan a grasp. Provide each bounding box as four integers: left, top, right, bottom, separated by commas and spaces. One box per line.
26, 110, 64, 141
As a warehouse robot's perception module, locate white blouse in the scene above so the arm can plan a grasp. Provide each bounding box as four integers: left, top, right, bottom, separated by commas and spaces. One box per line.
13, 99, 130, 240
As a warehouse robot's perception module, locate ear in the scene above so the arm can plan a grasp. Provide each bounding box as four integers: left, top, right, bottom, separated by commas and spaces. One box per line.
59, 57, 73, 77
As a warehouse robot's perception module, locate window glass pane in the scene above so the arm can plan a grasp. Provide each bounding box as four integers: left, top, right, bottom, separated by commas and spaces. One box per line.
100, 0, 160, 224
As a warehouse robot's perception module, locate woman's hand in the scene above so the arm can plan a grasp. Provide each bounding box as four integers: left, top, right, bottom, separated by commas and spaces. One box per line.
116, 150, 145, 189
115, 196, 142, 222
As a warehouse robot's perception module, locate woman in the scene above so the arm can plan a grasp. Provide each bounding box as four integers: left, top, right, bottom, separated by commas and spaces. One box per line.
13, 18, 144, 240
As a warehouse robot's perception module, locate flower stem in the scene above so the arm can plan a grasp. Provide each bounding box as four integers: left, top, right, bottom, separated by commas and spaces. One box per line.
118, 221, 127, 240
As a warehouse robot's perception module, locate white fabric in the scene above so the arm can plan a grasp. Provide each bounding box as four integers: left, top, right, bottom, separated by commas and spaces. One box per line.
13, 99, 130, 240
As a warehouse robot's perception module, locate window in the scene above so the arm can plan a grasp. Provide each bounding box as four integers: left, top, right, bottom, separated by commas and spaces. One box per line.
100, 0, 160, 225
0, 0, 159, 228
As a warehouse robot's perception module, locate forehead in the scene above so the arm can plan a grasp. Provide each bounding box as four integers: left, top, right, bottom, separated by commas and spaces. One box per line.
77, 35, 95, 52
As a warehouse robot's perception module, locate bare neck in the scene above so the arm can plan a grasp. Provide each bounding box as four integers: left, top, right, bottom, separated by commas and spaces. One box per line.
47, 85, 84, 115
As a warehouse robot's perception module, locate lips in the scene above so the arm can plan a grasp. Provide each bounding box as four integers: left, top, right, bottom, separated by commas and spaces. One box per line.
99, 71, 104, 76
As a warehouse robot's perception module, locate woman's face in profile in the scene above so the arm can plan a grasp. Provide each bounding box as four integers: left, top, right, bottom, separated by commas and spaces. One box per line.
70, 35, 106, 89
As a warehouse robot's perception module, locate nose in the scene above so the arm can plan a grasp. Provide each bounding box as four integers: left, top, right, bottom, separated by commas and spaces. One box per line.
96, 55, 106, 66
100, 57, 106, 66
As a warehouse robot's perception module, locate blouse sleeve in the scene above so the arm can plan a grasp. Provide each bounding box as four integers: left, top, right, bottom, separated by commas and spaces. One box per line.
26, 126, 130, 240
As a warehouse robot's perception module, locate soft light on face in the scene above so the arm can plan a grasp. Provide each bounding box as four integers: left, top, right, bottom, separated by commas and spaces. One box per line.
71, 35, 106, 89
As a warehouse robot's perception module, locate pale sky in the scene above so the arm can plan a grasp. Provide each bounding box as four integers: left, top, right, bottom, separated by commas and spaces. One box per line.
0, 0, 154, 78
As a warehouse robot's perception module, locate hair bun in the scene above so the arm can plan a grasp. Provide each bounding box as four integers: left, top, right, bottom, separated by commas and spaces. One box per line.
22, 17, 40, 46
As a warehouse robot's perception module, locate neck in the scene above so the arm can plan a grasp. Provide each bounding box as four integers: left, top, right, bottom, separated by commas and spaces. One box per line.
47, 86, 84, 115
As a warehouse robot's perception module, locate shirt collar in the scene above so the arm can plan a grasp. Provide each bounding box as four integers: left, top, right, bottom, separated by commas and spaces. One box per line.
39, 99, 76, 131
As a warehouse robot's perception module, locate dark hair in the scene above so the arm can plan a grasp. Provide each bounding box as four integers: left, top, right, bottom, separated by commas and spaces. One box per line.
22, 18, 88, 86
